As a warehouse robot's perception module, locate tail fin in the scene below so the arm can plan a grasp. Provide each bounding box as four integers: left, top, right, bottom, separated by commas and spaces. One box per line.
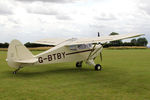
7, 39, 37, 68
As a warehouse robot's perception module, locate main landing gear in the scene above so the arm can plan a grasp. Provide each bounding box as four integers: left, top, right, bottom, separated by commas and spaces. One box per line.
76, 61, 83, 68
95, 64, 102, 71
76, 60, 102, 71
86, 59, 102, 71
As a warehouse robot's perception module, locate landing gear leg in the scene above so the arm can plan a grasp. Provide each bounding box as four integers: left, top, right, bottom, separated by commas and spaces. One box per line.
86, 59, 102, 71
13, 66, 22, 74
86, 59, 96, 66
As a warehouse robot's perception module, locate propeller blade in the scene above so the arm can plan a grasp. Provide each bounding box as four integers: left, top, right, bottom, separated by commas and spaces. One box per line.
98, 32, 100, 37
100, 52, 102, 62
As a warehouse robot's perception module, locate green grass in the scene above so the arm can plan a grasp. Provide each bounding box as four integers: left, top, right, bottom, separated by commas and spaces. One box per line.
0, 49, 150, 100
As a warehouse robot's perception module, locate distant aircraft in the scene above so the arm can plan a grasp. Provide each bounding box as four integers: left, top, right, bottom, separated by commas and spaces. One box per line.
6, 33, 144, 74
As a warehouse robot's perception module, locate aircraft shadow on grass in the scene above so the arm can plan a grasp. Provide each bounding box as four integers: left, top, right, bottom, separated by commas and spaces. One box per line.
3, 65, 127, 82
4, 66, 96, 77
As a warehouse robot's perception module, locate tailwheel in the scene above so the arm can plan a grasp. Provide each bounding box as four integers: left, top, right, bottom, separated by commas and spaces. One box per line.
95, 64, 102, 71
13, 71, 17, 74
76, 61, 83, 68
13, 66, 22, 74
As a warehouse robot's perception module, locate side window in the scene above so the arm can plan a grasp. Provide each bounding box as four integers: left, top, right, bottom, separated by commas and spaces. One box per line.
70, 45, 77, 51
69, 44, 92, 50
88, 44, 92, 48
78, 44, 86, 49
78, 44, 92, 49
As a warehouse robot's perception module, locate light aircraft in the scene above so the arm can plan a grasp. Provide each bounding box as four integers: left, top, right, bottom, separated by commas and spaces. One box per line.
6, 33, 144, 74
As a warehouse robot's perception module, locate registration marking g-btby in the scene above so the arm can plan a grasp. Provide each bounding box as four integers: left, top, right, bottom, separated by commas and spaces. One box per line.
38, 52, 65, 63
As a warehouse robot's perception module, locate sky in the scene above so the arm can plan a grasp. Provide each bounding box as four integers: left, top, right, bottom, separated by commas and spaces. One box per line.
0, 0, 150, 45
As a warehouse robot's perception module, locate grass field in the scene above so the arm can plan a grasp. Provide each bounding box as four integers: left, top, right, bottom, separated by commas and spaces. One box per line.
0, 49, 150, 100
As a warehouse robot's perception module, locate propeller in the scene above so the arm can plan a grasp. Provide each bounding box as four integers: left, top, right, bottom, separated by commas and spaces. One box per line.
100, 52, 102, 62
98, 32, 100, 37
98, 32, 103, 62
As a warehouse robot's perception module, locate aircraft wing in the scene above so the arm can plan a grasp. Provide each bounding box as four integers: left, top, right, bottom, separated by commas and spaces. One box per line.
66, 33, 144, 45
33, 38, 68, 45
33, 33, 144, 46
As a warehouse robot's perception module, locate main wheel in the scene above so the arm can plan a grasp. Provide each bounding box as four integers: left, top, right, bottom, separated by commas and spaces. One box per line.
76, 61, 83, 68
95, 64, 102, 71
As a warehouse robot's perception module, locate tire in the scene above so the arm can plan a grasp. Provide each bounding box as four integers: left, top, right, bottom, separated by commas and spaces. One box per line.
95, 64, 102, 71
76, 61, 82, 68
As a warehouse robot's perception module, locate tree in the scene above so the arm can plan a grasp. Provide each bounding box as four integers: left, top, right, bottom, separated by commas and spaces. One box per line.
136, 38, 148, 46
3, 42, 9, 48
131, 39, 137, 46
109, 32, 122, 46
109, 32, 119, 35
0, 42, 9, 48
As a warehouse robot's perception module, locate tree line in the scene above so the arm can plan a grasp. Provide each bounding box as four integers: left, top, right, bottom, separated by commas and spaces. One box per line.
24, 42, 51, 47
0, 43, 9, 48
0, 32, 148, 48
0, 42, 51, 48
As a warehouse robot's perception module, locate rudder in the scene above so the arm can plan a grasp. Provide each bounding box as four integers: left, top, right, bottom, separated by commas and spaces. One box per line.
7, 39, 34, 68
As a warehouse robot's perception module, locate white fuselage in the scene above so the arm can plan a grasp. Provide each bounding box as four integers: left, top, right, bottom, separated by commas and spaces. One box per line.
34, 44, 103, 65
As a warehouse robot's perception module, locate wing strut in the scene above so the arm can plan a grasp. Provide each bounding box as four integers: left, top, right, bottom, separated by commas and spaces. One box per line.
87, 43, 97, 61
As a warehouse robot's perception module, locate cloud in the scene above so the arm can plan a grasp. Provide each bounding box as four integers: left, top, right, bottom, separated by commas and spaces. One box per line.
28, 9, 71, 20
16, 0, 76, 3
138, 0, 150, 15
0, 7, 13, 15
26, 3, 71, 20
27, 7, 58, 15
8, 18, 20, 25
95, 13, 117, 21
0, 1, 13, 15
0, 0, 149, 45
55, 15, 71, 20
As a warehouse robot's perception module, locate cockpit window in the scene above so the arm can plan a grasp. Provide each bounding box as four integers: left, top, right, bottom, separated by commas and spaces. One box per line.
69, 44, 92, 51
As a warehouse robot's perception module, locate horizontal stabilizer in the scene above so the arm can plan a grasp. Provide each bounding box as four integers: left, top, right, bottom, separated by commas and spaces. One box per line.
15, 58, 38, 64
